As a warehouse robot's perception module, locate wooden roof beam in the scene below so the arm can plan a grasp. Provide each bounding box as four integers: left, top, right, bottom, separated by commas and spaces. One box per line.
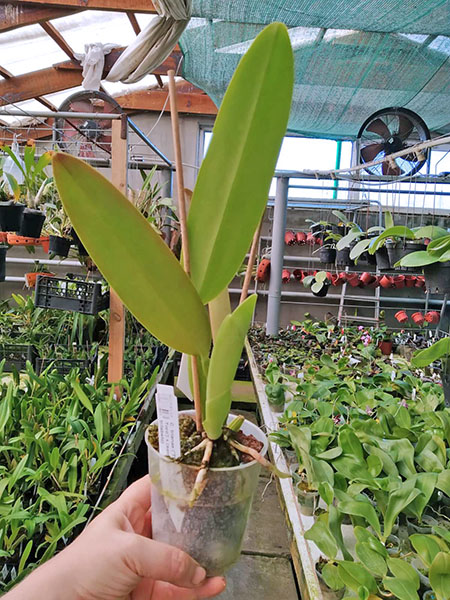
0, 3, 79, 33
0, 64, 54, 109
7, 1, 157, 14
116, 88, 217, 116
127, 11, 141, 35
0, 48, 182, 107
40, 20, 77, 61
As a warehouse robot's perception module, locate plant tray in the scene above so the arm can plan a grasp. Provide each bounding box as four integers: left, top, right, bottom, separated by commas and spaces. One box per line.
36, 357, 94, 376
0, 344, 37, 372
35, 276, 109, 315
6, 234, 50, 252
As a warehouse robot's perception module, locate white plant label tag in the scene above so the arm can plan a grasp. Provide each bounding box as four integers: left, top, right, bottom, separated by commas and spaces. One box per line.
156, 384, 181, 459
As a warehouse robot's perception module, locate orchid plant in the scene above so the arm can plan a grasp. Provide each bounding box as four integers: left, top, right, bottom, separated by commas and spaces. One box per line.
51, 23, 294, 488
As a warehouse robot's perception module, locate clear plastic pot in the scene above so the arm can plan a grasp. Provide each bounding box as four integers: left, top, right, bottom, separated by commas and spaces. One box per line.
146, 411, 267, 575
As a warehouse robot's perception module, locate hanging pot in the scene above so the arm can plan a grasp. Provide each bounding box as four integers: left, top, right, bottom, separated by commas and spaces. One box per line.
424, 311, 440, 324
379, 275, 393, 289
295, 231, 307, 245
337, 271, 347, 284
0, 245, 7, 282
25, 271, 54, 288
49, 235, 72, 258
386, 240, 427, 271
0, 201, 25, 233
19, 208, 45, 238
256, 258, 271, 283
392, 274, 406, 289
336, 248, 354, 267
368, 275, 380, 289
312, 282, 329, 297
319, 246, 337, 263
282, 268, 291, 283
424, 262, 450, 294
379, 340, 393, 355
310, 223, 324, 235
395, 310, 409, 324
70, 226, 89, 256
411, 312, 425, 326
331, 274, 340, 286
415, 275, 426, 289
292, 269, 304, 282
359, 272, 376, 286
284, 230, 296, 246
405, 275, 416, 288
146, 410, 267, 575
375, 247, 391, 271
346, 273, 360, 287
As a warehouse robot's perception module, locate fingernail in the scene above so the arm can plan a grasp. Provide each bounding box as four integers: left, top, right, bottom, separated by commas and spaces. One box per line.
192, 566, 206, 585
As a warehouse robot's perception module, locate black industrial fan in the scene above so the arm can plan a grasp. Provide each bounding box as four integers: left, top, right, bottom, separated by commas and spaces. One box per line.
357, 107, 430, 178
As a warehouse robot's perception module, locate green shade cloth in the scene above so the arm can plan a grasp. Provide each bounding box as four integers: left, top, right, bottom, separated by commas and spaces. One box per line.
180, 1, 450, 139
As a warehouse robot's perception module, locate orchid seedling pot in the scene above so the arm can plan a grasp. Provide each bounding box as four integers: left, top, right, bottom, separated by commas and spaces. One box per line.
394, 310, 408, 324
379, 275, 393, 289
282, 269, 291, 283
379, 340, 393, 355
359, 272, 376, 286
284, 231, 296, 246
411, 312, 425, 326
295, 231, 307, 245
146, 411, 267, 576
256, 258, 270, 282
424, 311, 440, 324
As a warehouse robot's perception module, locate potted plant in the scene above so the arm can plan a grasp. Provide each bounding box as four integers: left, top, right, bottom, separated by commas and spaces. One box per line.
52, 23, 293, 575
1, 144, 53, 238
412, 337, 450, 406
24, 260, 54, 288
43, 189, 73, 258
302, 271, 331, 297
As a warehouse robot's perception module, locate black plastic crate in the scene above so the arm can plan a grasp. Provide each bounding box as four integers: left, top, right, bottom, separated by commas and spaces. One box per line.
36, 357, 94, 376
0, 344, 36, 371
35, 276, 109, 315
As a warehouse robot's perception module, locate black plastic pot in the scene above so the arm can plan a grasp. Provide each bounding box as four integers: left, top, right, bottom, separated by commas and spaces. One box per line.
0, 245, 7, 282
70, 227, 89, 256
319, 246, 337, 263
336, 248, 354, 267
312, 282, 330, 297
19, 208, 45, 238
49, 235, 72, 258
0, 201, 25, 232
386, 241, 426, 271
424, 261, 450, 295
375, 247, 391, 271
310, 223, 324, 235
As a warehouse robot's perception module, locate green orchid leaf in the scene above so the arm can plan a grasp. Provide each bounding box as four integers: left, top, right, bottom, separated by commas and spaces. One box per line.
318, 481, 334, 506
302, 275, 314, 288
436, 470, 450, 497
338, 497, 381, 538
382, 479, 421, 541
397, 250, 439, 267
387, 558, 420, 589
385, 211, 394, 229
350, 238, 371, 260
328, 504, 353, 561
336, 229, 362, 251
304, 519, 338, 560
429, 552, 450, 600
337, 561, 377, 594
311, 456, 334, 487
409, 534, 441, 568
412, 338, 450, 368
354, 526, 388, 558
338, 428, 364, 462
427, 234, 450, 255
438, 249, 450, 262
413, 225, 449, 240
321, 563, 344, 591
203, 294, 257, 439
52, 153, 211, 356
355, 542, 387, 578
382, 577, 419, 600
369, 226, 416, 253
432, 526, 450, 547
311, 281, 324, 294
187, 23, 294, 303
403, 473, 437, 521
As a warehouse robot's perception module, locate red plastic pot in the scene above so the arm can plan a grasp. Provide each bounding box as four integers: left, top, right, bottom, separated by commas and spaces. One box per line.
392, 275, 406, 289
292, 269, 304, 282
368, 276, 380, 289
337, 272, 347, 284
346, 273, 360, 288
379, 340, 393, 355
359, 272, 376, 286
284, 231, 296, 246
415, 276, 425, 289
331, 274, 340, 286
379, 275, 393, 289
296, 231, 307, 245
405, 275, 416, 288
256, 258, 271, 282
282, 269, 291, 283
394, 310, 408, 324
306, 232, 316, 245
424, 311, 440, 324
411, 312, 425, 326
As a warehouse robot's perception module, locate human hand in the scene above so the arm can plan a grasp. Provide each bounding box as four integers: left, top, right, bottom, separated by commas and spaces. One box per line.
6, 476, 226, 600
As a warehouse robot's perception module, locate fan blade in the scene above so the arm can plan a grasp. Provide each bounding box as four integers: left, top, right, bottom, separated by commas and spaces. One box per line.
366, 118, 390, 139
382, 160, 403, 176
397, 115, 414, 140
361, 143, 385, 163
401, 146, 418, 162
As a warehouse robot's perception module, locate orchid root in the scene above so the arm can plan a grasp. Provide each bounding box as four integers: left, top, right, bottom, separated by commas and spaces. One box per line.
228, 439, 290, 479
188, 438, 213, 507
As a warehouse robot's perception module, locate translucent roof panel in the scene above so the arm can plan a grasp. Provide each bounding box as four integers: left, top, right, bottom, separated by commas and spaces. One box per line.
0, 24, 68, 76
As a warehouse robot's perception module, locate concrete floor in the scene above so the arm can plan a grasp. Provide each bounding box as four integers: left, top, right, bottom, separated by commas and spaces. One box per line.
217, 473, 299, 599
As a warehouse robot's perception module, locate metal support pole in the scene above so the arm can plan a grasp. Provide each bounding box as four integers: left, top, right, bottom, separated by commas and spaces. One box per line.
266, 176, 289, 336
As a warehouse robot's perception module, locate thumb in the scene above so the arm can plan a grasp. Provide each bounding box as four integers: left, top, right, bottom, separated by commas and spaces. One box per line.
123, 533, 207, 588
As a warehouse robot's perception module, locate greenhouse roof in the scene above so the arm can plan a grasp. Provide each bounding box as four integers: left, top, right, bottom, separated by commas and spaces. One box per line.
0, 1, 449, 139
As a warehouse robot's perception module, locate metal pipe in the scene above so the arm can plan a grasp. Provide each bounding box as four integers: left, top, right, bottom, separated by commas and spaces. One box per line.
266, 176, 289, 336
333, 141, 342, 199
288, 183, 450, 197
0, 110, 123, 119
274, 170, 450, 185
127, 118, 173, 167
5, 257, 82, 266
4, 276, 25, 282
